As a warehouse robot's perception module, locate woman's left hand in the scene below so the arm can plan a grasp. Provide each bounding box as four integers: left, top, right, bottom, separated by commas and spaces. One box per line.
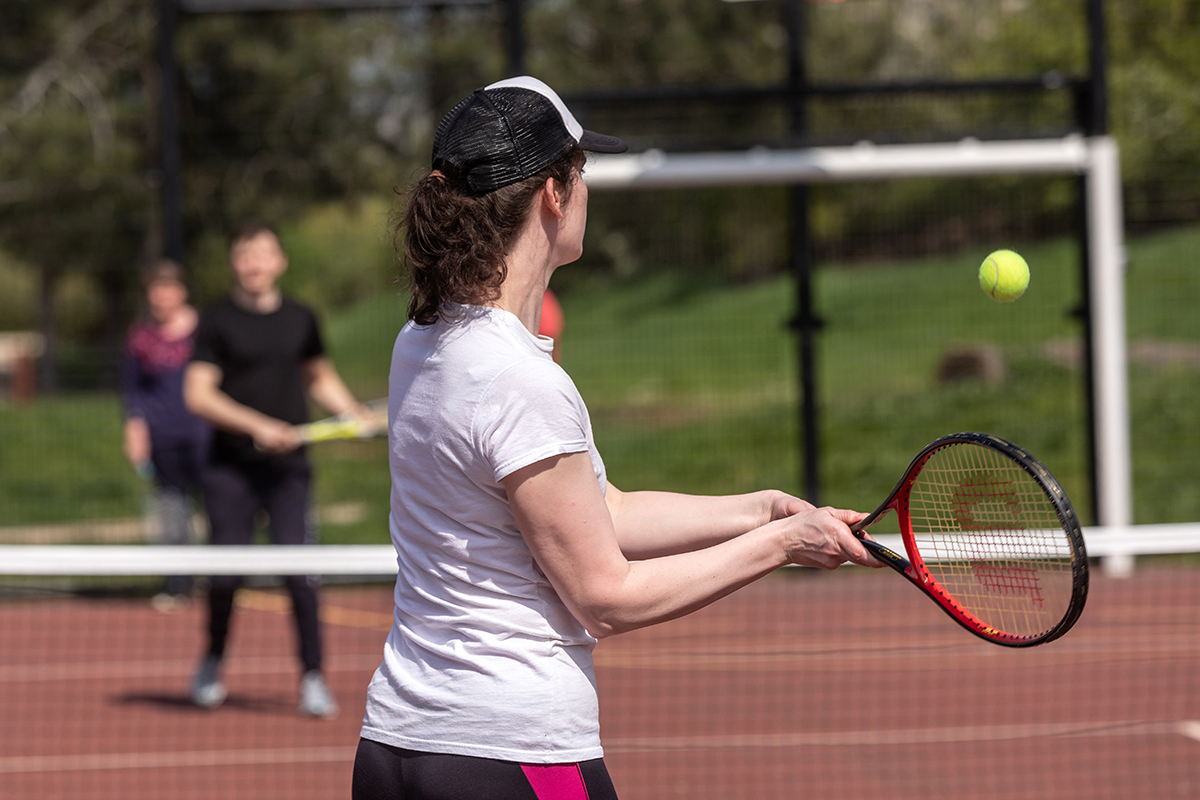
763, 489, 816, 522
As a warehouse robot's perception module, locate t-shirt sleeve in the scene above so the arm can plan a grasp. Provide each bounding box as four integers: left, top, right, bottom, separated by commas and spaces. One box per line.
190, 309, 223, 367
120, 342, 145, 419
475, 359, 591, 482
300, 306, 325, 361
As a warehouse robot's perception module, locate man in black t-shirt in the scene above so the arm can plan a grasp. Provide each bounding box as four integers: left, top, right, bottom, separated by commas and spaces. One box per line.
185, 222, 362, 718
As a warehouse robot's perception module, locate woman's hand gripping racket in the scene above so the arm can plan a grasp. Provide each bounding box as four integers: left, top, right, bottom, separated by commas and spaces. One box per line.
853, 432, 1088, 647
298, 398, 388, 443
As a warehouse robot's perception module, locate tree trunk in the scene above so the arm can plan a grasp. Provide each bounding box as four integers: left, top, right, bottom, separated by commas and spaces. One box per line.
36, 265, 59, 394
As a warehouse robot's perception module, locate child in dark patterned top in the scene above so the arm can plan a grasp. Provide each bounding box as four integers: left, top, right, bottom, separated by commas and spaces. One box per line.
121, 259, 210, 609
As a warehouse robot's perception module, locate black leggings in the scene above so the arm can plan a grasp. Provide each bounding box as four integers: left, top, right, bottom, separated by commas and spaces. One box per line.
351, 738, 619, 800
201, 458, 322, 672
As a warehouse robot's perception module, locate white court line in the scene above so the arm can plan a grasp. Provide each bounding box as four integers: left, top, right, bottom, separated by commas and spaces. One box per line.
0, 746, 357, 774
603, 719, 1195, 752
0, 653, 381, 683
3, 720, 1194, 774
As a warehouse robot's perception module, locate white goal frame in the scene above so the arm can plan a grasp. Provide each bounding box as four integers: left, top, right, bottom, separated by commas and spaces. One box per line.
585, 135, 1132, 550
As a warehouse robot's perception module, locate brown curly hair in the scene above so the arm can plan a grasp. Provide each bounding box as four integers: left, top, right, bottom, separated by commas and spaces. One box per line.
396, 147, 587, 326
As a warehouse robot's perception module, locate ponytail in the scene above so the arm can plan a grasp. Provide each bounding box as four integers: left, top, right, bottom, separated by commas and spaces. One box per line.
395, 147, 586, 326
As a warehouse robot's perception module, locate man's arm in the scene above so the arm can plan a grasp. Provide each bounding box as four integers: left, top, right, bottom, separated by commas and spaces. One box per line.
183, 361, 301, 454
302, 356, 361, 417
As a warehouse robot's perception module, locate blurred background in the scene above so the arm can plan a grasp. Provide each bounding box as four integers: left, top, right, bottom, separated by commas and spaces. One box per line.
2, 3, 1199, 798
2, 0, 1197, 543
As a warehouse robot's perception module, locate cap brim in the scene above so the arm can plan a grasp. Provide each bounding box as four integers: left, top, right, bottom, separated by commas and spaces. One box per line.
579, 130, 628, 154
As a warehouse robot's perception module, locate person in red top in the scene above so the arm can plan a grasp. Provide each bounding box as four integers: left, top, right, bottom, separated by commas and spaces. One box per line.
538, 289, 565, 364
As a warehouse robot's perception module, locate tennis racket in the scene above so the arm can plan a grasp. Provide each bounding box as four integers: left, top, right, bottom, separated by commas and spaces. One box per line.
298, 398, 388, 443
852, 432, 1088, 647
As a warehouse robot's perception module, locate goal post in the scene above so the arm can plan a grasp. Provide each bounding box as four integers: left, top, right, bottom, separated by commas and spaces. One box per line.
585, 135, 1132, 540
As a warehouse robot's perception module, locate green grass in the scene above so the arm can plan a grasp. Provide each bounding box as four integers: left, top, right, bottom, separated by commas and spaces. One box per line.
2, 224, 1198, 540
0, 395, 141, 526
562, 236, 1092, 527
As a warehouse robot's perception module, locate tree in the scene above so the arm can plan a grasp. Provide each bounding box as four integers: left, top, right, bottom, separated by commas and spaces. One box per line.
0, 0, 153, 389
4, 0, 1199, 378
1, 1, 492, 386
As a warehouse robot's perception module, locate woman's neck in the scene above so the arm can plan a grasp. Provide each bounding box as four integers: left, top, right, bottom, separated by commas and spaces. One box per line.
493, 236, 556, 335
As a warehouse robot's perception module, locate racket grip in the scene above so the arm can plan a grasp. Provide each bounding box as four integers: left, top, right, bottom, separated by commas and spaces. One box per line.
858, 536, 912, 573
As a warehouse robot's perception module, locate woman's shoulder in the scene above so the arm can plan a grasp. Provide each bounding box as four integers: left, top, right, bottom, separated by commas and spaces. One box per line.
457, 310, 560, 372
481, 354, 580, 421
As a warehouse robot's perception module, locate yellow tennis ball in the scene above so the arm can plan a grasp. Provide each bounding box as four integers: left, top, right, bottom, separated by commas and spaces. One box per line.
979, 249, 1030, 302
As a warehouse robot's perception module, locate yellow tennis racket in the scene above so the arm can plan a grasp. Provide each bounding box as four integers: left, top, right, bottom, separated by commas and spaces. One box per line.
299, 398, 388, 443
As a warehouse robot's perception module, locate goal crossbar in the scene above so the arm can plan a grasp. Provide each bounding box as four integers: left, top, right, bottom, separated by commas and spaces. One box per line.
584, 136, 1092, 189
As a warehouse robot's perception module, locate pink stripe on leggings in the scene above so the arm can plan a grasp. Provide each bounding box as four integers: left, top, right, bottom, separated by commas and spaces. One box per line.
520, 763, 590, 800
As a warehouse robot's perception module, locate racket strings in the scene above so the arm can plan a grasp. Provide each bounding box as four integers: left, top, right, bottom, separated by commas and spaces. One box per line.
906, 443, 1074, 639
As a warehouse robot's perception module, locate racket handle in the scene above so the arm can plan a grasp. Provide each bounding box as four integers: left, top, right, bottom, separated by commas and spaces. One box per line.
858, 535, 913, 574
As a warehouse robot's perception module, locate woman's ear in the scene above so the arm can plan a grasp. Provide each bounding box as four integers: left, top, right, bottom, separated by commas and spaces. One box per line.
541, 177, 566, 220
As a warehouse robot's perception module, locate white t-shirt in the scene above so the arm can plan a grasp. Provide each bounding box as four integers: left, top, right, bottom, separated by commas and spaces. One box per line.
360, 304, 607, 763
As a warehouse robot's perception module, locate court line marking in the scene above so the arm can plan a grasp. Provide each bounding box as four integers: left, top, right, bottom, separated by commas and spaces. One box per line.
0, 653, 381, 683
6, 632, 1195, 681
592, 636, 1200, 671
4, 720, 1195, 774
235, 589, 393, 630
0, 590, 389, 683
0, 746, 357, 774
603, 719, 1200, 752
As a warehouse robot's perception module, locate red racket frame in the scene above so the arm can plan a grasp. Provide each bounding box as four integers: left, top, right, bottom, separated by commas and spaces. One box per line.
851, 433, 1089, 647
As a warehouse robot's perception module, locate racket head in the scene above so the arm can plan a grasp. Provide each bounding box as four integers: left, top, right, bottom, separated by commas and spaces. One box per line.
860, 432, 1088, 647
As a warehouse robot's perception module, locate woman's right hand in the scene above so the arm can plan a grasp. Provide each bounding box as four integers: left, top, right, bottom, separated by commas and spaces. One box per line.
779, 507, 883, 570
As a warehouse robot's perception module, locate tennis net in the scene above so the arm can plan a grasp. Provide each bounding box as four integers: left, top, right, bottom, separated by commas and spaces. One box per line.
2, 526, 1198, 800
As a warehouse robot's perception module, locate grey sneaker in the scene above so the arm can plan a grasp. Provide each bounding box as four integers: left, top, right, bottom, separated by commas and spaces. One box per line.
191, 654, 227, 709
298, 670, 338, 719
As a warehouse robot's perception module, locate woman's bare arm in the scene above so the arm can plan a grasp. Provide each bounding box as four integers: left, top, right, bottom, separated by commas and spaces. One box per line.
504, 452, 879, 639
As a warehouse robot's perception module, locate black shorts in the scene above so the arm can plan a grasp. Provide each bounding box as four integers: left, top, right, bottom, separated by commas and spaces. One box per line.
352, 738, 619, 800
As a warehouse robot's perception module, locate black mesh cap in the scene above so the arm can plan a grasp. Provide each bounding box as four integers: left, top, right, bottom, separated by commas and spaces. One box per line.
431, 76, 627, 194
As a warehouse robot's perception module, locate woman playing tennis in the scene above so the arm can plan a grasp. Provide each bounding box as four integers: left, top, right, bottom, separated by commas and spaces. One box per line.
353, 76, 881, 800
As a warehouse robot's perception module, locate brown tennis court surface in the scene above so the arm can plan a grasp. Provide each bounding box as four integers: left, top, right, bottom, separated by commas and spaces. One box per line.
2, 567, 1197, 799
